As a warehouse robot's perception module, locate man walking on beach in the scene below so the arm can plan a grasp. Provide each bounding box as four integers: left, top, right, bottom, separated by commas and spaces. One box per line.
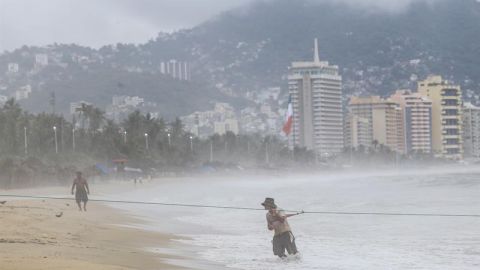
71, 171, 90, 211
262, 197, 300, 258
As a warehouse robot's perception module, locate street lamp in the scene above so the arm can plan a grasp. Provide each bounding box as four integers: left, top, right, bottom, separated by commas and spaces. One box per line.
265, 140, 270, 165
72, 128, 76, 151
53, 126, 58, 154
189, 136, 193, 152
349, 146, 353, 165
144, 133, 149, 150
167, 133, 171, 146
265, 138, 269, 164
210, 138, 213, 162
123, 130, 127, 144
24, 127, 28, 155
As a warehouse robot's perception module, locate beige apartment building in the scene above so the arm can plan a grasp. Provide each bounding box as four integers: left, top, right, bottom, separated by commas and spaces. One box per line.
348, 96, 404, 153
288, 39, 344, 156
344, 114, 372, 149
390, 90, 433, 155
418, 75, 463, 159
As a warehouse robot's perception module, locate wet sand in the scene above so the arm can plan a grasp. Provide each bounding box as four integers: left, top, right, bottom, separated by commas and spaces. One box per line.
0, 198, 185, 270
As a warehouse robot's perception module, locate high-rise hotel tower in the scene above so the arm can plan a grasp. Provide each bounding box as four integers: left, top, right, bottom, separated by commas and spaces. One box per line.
462, 102, 480, 157
390, 90, 433, 155
347, 96, 405, 154
288, 39, 343, 157
418, 75, 463, 159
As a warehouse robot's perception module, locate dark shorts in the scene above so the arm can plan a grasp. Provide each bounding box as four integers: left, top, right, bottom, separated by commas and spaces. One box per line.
75, 189, 88, 203
272, 231, 298, 257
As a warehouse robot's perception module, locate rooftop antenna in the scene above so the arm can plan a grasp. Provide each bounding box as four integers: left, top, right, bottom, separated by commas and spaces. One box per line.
314, 38, 320, 63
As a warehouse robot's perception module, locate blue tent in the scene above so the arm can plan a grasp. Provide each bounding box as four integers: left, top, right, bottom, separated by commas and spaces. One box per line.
95, 163, 110, 175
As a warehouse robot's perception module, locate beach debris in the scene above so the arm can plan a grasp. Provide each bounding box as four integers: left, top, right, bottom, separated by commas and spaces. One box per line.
0, 201, 6, 205
55, 212, 63, 218
66, 203, 70, 206
0, 238, 27, 244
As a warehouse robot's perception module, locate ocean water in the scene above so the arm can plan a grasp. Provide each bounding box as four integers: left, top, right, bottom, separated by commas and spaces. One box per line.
108, 167, 480, 270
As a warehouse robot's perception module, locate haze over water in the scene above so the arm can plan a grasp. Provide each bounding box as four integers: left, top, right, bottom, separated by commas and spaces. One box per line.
108, 167, 480, 270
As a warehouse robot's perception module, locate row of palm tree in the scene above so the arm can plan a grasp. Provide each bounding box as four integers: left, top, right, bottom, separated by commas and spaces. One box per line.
0, 99, 315, 171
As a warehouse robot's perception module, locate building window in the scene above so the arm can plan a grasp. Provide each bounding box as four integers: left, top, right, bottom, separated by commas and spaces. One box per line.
444, 109, 458, 116
446, 139, 459, 145
447, 148, 459, 154
442, 89, 458, 96
443, 99, 458, 106
445, 119, 458, 125
445, 129, 459, 135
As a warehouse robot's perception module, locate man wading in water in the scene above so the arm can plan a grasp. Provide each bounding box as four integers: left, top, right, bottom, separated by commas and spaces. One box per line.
71, 171, 90, 211
262, 197, 302, 258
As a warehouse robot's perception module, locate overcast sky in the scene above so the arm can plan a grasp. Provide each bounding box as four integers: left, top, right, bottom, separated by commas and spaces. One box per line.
0, 0, 437, 52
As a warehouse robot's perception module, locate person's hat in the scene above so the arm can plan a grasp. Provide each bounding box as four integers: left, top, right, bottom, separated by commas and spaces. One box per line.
261, 197, 277, 208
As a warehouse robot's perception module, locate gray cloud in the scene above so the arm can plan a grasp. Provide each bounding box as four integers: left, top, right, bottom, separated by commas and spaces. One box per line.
0, 0, 441, 52
329, 0, 440, 12
0, 0, 250, 51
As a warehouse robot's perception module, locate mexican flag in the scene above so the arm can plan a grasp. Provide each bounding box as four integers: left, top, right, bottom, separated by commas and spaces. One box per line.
282, 95, 293, 136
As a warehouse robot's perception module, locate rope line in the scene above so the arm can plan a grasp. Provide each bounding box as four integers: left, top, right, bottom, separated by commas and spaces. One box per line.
1, 194, 479, 218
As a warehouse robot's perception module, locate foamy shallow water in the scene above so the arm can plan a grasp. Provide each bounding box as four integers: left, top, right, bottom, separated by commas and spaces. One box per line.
109, 168, 480, 270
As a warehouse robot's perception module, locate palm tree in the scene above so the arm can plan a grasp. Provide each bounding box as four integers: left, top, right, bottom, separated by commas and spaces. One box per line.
170, 118, 184, 139
86, 107, 105, 132
0, 99, 23, 155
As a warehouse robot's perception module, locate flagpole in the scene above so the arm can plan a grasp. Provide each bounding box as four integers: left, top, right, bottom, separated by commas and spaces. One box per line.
283, 94, 295, 162
292, 95, 296, 161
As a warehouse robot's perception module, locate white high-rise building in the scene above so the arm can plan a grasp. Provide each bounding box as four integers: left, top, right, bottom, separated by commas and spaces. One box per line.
183, 62, 189, 81
160, 62, 166, 74
390, 90, 433, 155
463, 102, 480, 157
288, 39, 343, 157
160, 60, 190, 81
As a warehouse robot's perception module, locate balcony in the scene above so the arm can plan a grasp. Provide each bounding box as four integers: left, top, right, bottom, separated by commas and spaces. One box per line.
441, 99, 459, 106
442, 109, 459, 116
441, 89, 459, 97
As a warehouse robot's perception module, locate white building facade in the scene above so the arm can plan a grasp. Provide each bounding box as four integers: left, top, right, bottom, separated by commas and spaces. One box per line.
463, 102, 480, 157
288, 39, 344, 156
160, 60, 190, 81
390, 90, 433, 155
7, 63, 19, 73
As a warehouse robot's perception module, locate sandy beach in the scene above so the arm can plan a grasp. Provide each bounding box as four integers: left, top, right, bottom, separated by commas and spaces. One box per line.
0, 197, 184, 270
2, 169, 478, 270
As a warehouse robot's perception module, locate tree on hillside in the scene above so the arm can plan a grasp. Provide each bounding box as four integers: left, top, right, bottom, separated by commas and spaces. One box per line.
0, 99, 25, 155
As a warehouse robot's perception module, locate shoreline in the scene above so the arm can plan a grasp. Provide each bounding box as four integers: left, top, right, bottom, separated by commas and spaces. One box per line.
0, 180, 233, 270
2, 166, 479, 270
0, 197, 188, 269
1, 162, 477, 192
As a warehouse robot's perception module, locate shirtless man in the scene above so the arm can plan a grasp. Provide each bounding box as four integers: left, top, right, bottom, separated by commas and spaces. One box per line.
262, 197, 302, 258
71, 171, 90, 211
